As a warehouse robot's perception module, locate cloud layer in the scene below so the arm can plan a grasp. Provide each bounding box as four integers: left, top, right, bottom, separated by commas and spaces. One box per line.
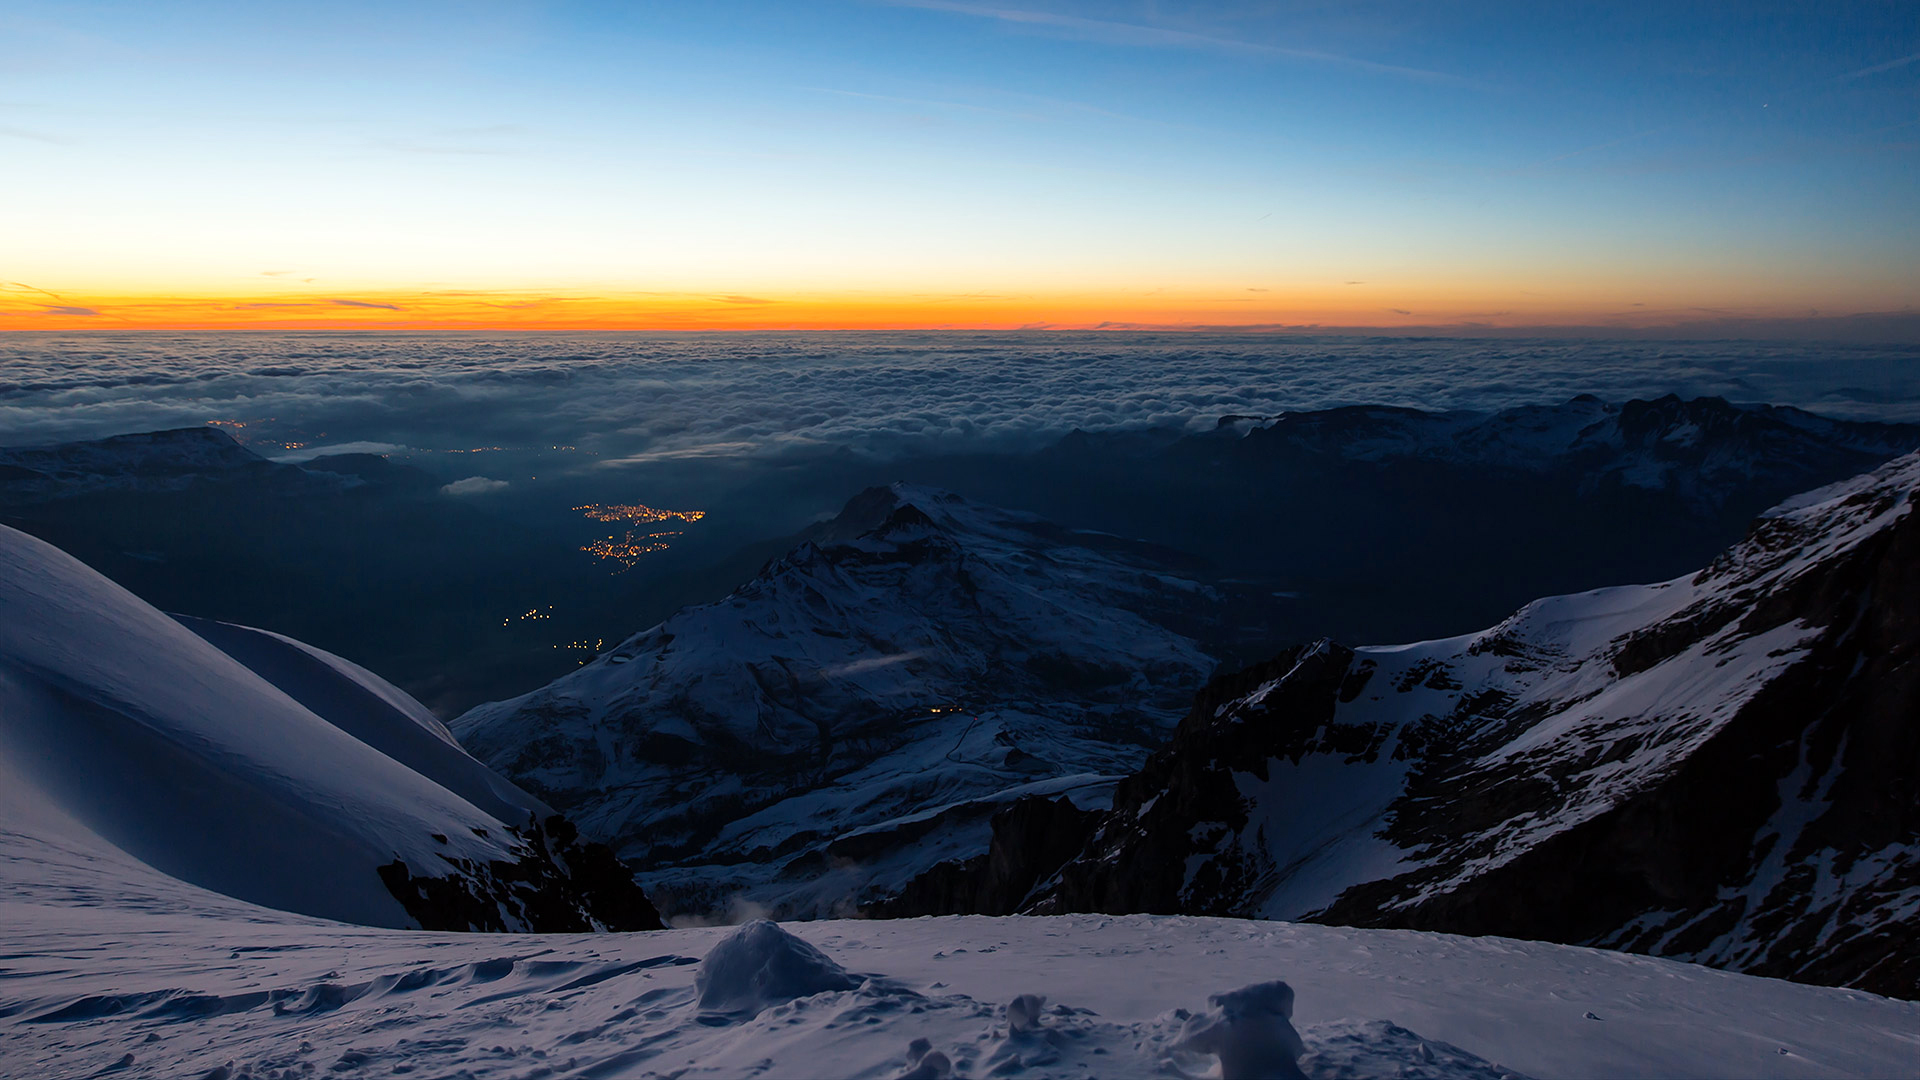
3, 333, 1918, 462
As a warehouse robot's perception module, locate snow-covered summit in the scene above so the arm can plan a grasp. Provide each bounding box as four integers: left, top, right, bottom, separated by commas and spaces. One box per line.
0, 522, 659, 932
455, 483, 1220, 918
1023, 449, 1920, 997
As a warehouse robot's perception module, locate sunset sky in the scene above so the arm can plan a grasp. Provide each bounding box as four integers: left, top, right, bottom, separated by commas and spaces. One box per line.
3, 1, 1916, 331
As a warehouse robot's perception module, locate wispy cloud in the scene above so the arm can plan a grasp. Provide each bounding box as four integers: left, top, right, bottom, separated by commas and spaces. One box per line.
884, 0, 1471, 85
328, 299, 402, 310
712, 295, 776, 306
39, 305, 98, 316
0, 125, 70, 145
1835, 51, 1920, 82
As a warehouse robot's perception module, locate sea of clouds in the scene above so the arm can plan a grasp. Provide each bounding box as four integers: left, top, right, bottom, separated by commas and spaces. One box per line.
3, 332, 1918, 462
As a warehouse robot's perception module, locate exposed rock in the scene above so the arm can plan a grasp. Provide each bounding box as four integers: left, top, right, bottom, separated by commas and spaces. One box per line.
1028, 451, 1920, 999
865, 794, 1100, 917
379, 814, 662, 933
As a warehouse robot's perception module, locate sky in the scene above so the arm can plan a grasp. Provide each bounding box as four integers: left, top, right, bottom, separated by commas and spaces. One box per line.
2, 1, 1916, 332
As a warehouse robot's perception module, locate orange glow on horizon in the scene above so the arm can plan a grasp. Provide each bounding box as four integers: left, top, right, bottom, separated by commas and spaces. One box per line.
0, 285, 1895, 333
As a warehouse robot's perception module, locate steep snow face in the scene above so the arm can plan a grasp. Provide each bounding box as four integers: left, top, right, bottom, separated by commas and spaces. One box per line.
0, 426, 341, 502
455, 484, 1219, 917
175, 615, 546, 826
1039, 451, 1920, 997
0, 523, 656, 931
1232, 395, 1919, 509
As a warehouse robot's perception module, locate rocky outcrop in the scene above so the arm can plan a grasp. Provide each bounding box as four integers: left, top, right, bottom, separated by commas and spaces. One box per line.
864, 794, 1100, 918
1022, 452, 1920, 999
379, 814, 662, 933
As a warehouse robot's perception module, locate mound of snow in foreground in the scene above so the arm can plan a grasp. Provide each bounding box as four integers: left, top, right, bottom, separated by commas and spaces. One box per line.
4, 856, 1917, 1080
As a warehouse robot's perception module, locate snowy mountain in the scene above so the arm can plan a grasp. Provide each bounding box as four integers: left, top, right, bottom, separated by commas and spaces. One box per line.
0, 522, 659, 932
992, 450, 1920, 998
454, 484, 1222, 918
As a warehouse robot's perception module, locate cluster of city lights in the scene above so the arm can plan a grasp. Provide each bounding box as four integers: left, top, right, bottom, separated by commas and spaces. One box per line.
575, 502, 706, 572
574, 502, 706, 524
581, 531, 682, 571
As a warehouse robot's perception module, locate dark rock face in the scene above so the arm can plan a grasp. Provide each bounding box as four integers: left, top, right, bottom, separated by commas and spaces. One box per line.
379, 814, 663, 933
1024, 452, 1920, 999
1024, 647, 1359, 918
865, 795, 1100, 918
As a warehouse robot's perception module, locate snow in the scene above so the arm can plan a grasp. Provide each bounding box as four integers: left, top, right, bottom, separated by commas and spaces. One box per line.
1174, 981, 1308, 1080
692, 919, 859, 1017
1129, 450, 1920, 988
0, 523, 553, 928
5, 498, 1919, 1075
175, 615, 551, 826
6, 875, 1919, 1080
454, 484, 1218, 917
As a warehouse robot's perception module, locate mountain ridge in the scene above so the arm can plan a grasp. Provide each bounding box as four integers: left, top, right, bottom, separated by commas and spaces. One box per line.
454, 482, 1226, 918
983, 449, 1920, 997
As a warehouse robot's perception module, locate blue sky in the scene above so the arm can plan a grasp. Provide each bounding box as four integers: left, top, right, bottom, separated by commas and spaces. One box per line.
2, 1, 1915, 328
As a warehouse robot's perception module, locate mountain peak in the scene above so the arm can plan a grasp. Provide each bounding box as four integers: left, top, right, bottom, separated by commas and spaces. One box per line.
454, 488, 1222, 919
1022, 448, 1920, 998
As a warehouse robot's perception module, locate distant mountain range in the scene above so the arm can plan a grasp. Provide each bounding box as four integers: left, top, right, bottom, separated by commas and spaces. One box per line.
0, 425, 445, 502
901, 393, 1920, 647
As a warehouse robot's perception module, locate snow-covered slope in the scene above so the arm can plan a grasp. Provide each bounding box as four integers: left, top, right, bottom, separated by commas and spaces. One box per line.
174, 615, 542, 826
455, 484, 1219, 918
0, 522, 659, 931
1022, 451, 1920, 997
